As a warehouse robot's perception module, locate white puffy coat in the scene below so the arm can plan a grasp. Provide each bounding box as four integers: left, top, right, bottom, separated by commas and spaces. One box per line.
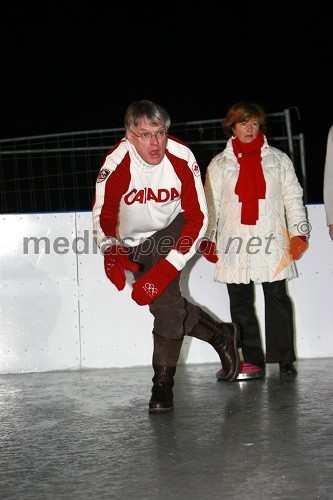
204, 135, 308, 284
324, 124, 333, 225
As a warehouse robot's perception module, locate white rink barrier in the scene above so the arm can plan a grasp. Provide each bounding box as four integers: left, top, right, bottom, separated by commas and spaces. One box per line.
0, 204, 332, 374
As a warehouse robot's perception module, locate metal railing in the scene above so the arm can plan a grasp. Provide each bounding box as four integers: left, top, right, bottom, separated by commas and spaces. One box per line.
0, 108, 307, 214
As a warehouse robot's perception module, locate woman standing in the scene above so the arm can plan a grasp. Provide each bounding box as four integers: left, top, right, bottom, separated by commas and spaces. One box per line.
201, 102, 308, 379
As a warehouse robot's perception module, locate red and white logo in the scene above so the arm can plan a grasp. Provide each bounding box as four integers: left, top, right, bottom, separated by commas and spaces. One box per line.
192, 162, 201, 177
144, 282, 158, 297
124, 187, 180, 205
97, 168, 110, 183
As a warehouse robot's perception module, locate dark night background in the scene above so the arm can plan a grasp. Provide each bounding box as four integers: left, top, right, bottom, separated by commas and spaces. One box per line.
1, 2, 332, 204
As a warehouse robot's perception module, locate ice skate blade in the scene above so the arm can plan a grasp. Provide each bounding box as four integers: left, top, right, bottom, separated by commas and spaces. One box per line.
237, 370, 265, 380
216, 370, 265, 381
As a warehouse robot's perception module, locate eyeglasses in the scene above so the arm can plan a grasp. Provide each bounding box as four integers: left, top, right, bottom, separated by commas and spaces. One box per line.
130, 129, 168, 141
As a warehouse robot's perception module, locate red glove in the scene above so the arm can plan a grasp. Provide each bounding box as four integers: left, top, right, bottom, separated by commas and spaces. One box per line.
199, 240, 218, 263
289, 235, 308, 261
131, 259, 179, 306
104, 245, 139, 291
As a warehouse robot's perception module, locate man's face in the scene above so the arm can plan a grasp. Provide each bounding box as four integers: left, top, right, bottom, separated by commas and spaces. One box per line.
126, 116, 168, 165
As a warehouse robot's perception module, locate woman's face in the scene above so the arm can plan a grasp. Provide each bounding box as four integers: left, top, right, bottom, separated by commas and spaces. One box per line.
233, 118, 260, 143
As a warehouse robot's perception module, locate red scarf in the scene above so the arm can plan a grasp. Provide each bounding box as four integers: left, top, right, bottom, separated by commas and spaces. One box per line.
232, 131, 266, 225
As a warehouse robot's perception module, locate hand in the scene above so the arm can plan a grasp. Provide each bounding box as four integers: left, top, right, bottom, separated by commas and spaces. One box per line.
329, 225, 333, 241
131, 259, 179, 306
199, 240, 218, 263
104, 245, 139, 291
289, 235, 308, 261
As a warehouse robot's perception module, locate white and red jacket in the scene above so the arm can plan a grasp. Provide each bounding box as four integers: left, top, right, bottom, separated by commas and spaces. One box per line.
92, 135, 208, 271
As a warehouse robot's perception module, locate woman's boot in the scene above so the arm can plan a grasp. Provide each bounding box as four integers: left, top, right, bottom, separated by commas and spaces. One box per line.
187, 309, 240, 381
149, 332, 183, 413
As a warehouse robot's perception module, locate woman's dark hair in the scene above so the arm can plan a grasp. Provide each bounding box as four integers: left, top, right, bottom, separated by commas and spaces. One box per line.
221, 102, 267, 137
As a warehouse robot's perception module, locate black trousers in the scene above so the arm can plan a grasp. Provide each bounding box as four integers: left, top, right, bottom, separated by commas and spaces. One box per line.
227, 280, 296, 366
130, 214, 200, 340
